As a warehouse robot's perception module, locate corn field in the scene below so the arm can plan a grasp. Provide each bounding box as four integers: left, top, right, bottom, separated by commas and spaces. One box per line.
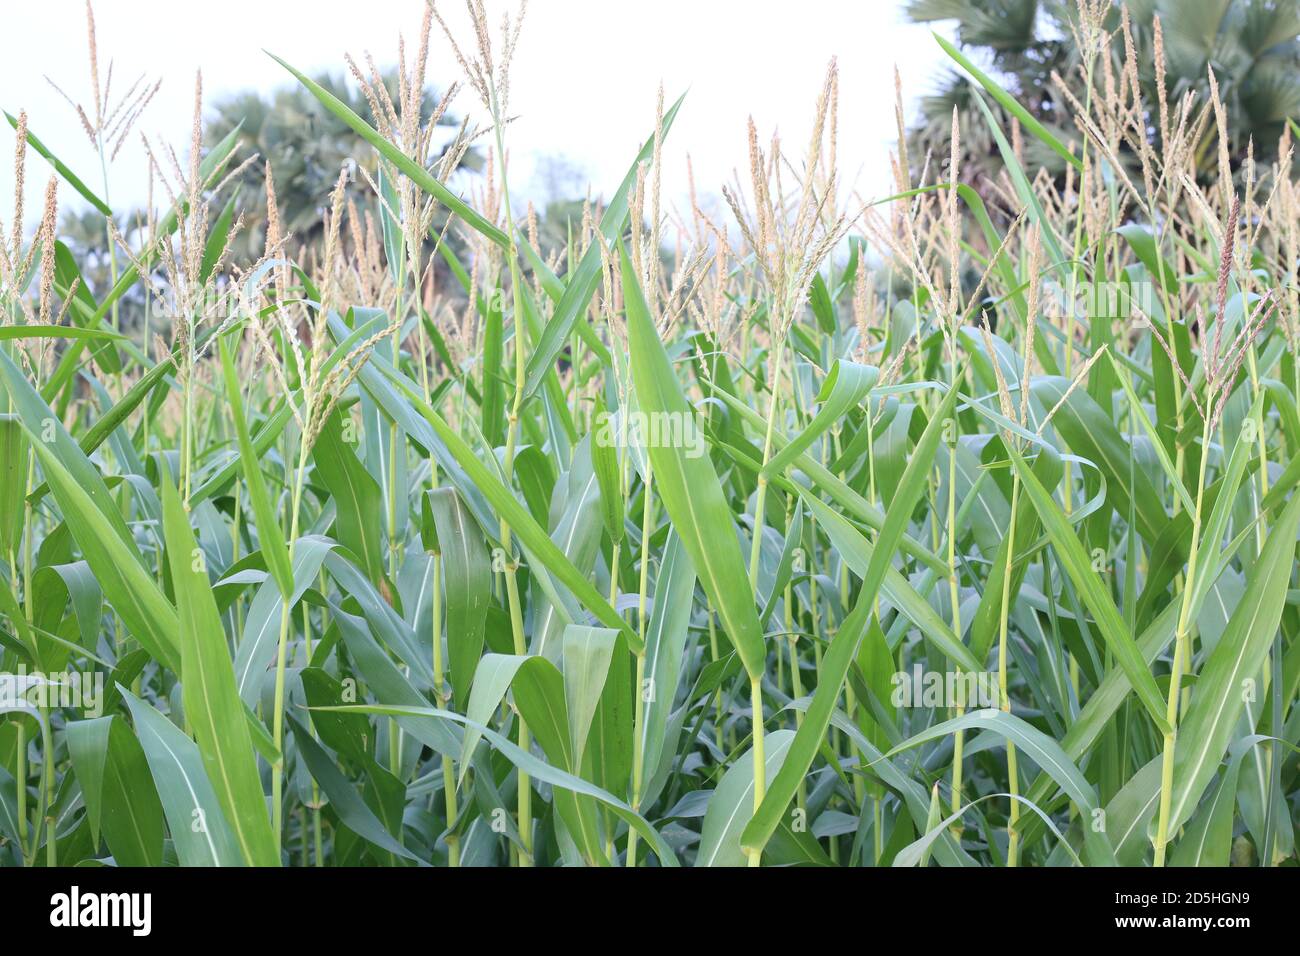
0, 1, 1297, 870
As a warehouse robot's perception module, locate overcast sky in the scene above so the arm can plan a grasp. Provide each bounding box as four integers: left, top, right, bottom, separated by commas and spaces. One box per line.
1, 0, 956, 228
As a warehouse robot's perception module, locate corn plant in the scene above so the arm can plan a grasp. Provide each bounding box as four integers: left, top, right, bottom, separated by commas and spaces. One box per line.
0, 0, 1296, 868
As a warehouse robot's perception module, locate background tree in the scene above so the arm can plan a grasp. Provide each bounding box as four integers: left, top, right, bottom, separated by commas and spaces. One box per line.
205, 71, 481, 265
58, 70, 483, 334
905, 0, 1300, 192
525, 155, 592, 265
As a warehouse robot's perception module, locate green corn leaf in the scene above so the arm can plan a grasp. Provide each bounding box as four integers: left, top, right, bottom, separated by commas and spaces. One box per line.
66, 716, 164, 866
1169, 489, 1300, 834
761, 360, 879, 478
934, 32, 1081, 173
121, 689, 245, 867
698, 730, 796, 867
428, 487, 491, 703
321, 701, 680, 867
25, 433, 180, 670
267, 53, 508, 248
4, 111, 113, 215
312, 409, 385, 585
159, 468, 280, 867
373, 346, 636, 649
1007, 443, 1170, 733
742, 381, 961, 857
219, 334, 294, 600
522, 94, 686, 401
623, 243, 767, 680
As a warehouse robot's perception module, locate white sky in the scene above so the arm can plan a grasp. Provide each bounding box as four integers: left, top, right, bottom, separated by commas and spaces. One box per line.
0, 0, 956, 228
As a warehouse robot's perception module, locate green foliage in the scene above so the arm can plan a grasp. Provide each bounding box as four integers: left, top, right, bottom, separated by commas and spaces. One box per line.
907, 0, 1300, 190
0, 6, 1296, 871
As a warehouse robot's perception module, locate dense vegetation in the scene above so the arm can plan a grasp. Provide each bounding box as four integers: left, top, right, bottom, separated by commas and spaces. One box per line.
0, 1, 1296, 867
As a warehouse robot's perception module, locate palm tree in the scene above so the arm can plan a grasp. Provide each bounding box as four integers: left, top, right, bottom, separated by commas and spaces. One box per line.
905, 0, 1300, 189
205, 71, 481, 265
1129, 0, 1300, 165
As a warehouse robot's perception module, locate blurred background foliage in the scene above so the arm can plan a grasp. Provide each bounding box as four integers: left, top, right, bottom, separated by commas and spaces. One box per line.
905, 0, 1300, 192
